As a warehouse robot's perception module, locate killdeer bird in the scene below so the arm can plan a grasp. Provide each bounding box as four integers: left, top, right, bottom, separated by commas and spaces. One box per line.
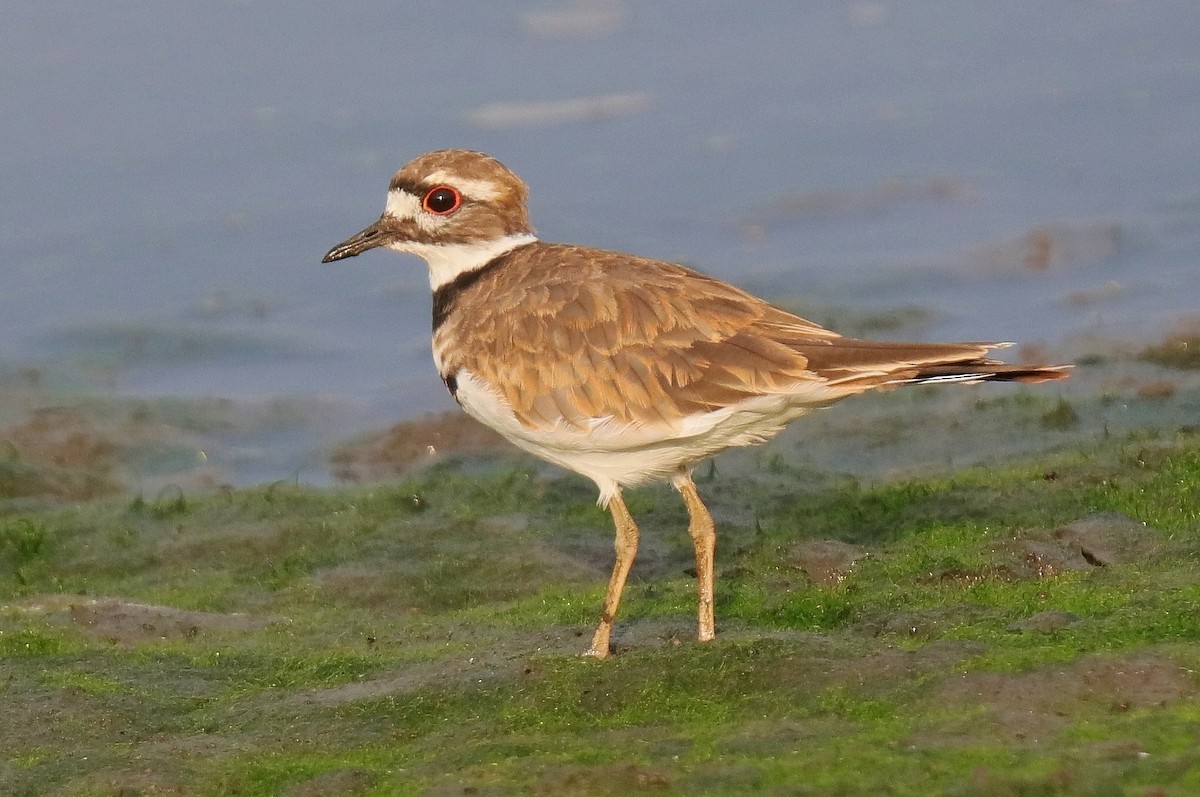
323, 149, 1069, 658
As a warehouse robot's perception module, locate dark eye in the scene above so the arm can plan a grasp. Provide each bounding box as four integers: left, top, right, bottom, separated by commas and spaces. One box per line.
422, 185, 462, 215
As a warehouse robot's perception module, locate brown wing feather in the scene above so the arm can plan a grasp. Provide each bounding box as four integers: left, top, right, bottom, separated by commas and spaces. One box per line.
438, 243, 809, 427
436, 242, 1064, 430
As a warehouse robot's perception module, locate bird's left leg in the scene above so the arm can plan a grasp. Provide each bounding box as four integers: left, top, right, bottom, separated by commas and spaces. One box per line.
674, 473, 717, 643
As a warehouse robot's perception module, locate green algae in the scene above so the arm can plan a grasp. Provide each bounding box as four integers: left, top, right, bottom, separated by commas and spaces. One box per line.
1, 423, 1198, 795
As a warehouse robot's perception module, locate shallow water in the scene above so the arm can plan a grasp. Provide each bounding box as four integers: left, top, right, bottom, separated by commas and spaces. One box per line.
4, 2, 1199, 484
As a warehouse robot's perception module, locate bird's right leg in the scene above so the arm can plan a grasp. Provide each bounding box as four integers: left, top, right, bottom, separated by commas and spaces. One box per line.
674, 474, 717, 643
585, 489, 640, 658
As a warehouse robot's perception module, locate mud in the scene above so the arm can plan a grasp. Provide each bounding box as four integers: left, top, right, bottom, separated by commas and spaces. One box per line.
13, 595, 288, 646
281, 769, 376, 797
931, 652, 1196, 744
788, 539, 869, 586
330, 411, 509, 482
1053, 512, 1164, 567
0, 407, 123, 501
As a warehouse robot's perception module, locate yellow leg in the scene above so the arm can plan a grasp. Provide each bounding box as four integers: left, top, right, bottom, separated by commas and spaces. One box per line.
676, 475, 717, 643
585, 489, 640, 658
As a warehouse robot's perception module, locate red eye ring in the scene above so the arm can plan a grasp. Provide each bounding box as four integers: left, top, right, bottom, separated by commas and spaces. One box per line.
422, 185, 462, 215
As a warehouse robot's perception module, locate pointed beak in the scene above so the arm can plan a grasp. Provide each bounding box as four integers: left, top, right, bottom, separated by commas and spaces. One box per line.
321, 217, 392, 263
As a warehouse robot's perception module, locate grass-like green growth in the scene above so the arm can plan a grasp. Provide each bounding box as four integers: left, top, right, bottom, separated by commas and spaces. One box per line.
1, 429, 1198, 795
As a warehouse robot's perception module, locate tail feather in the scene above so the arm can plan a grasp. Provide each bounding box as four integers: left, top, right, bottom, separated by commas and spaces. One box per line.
886, 361, 1072, 386
798, 337, 1072, 390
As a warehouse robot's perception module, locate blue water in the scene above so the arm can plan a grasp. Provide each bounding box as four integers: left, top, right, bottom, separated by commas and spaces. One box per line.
4, 2, 1199, 483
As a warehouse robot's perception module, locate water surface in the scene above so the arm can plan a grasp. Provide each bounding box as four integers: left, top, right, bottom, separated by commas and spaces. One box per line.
4, 2, 1198, 484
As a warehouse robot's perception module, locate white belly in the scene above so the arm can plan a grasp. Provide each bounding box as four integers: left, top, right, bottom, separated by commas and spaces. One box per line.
450, 369, 820, 506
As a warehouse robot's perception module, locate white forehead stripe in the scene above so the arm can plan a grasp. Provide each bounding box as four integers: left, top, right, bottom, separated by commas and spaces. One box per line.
421, 171, 504, 202
384, 188, 421, 219
384, 188, 444, 233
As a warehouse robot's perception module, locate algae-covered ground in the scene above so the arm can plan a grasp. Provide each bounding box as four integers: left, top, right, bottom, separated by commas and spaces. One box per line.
2, 351, 1200, 795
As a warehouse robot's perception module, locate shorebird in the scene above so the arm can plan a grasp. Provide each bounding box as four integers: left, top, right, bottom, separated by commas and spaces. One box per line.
322, 149, 1069, 658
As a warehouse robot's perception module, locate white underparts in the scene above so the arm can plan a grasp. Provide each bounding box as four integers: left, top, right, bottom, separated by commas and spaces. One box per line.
449, 368, 841, 508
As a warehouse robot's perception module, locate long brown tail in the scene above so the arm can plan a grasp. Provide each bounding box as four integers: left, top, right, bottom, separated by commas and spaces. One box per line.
797, 337, 1072, 389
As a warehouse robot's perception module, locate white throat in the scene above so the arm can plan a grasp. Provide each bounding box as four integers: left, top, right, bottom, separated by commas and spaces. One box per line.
390, 233, 538, 291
